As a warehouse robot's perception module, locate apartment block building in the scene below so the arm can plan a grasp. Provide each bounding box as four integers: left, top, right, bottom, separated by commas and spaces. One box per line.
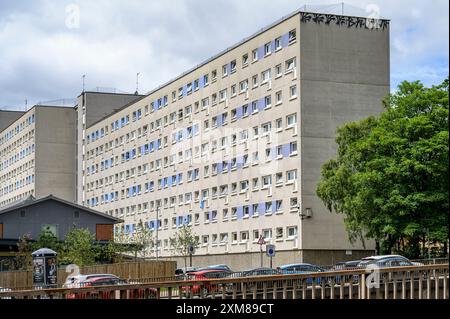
79, 10, 390, 268
0, 106, 77, 208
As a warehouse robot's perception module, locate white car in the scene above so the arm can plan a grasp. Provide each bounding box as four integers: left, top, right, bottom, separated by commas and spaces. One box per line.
358, 255, 423, 268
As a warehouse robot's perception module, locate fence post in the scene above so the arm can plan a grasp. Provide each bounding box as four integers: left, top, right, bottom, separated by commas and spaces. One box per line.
361, 274, 366, 299
292, 280, 297, 299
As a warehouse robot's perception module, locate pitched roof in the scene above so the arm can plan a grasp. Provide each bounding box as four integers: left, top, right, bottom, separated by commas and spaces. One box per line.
0, 194, 123, 223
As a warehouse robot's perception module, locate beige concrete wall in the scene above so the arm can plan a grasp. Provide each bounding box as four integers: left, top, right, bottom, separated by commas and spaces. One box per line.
299, 19, 390, 251
34, 106, 77, 202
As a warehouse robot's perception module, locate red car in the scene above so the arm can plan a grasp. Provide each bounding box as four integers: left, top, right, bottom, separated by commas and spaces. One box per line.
182, 269, 231, 297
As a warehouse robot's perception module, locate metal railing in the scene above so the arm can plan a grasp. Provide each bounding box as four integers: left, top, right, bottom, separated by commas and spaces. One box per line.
0, 263, 447, 300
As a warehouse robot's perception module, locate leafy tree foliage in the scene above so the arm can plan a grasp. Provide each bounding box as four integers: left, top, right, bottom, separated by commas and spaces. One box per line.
317, 79, 449, 258
170, 225, 199, 270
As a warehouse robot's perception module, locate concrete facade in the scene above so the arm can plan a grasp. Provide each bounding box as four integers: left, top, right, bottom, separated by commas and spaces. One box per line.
76, 92, 145, 205
80, 11, 389, 268
0, 106, 77, 207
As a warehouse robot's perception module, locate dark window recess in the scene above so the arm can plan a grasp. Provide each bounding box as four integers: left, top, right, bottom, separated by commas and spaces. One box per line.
20, 210, 26, 218
74, 211, 80, 218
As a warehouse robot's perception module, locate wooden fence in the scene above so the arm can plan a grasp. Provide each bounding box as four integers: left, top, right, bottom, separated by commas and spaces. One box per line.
0, 261, 176, 290
1, 263, 448, 299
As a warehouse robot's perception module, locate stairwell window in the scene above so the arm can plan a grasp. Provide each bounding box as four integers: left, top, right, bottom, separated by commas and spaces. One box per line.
230, 60, 237, 73
286, 58, 296, 73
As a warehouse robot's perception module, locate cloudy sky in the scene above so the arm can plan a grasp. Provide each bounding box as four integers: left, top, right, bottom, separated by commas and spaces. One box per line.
0, 0, 448, 110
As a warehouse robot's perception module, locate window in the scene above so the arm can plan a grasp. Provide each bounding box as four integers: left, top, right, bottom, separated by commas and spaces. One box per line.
287, 113, 297, 126
275, 37, 282, 50
203, 74, 209, 86
276, 227, 283, 239
261, 69, 271, 83
219, 89, 227, 102
289, 29, 296, 43
241, 231, 249, 242
252, 49, 258, 62
232, 232, 238, 242
212, 69, 217, 81
252, 177, 259, 189
263, 229, 272, 239
290, 198, 298, 209
223, 209, 229, 220
230, 60, 237, 73
290, 142, 298, 155
220, 233, 228, 243
242, 54, 249, 66
287, 169, 297, 182
290, 85, 297, 98
264, 95, 272, 108
276, 118, 282, 130
262, 175, 272, 187
264, 42, 271, 56
262, 122, 271, 134
275, 64, 282, 77
231, 84, 237, 97
252, 101, 258, 113
222, 64, 228, 77
276, 172, 283, 184
276, 91, 282, 104
252, 75, 258, 88
287, 226, 298, 238
202, 235, 209, 245
201, 97, 209, 109
286, 58, 296, 72
253, 230, 260, 241
240, 180, 249, 192
239, 80, 248, 92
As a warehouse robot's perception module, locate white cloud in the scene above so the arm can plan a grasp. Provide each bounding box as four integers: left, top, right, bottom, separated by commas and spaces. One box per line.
0, 0, 448, 109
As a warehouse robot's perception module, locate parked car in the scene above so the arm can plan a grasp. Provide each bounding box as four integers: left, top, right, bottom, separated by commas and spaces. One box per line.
182, 269, 231, 296
243, 268, 281, 277
196, 264, 232, 272
175, 267, 199, 279
63, 273, 122, 288
63, 274, 125, 299
330, 261, 362, 284
0, 287, 12, 299
357, 255, 423, 268
277, 263, 326, 285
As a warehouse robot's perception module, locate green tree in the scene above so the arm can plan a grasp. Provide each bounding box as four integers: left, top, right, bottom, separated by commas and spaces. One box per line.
32, 227, 60, 252
115, 220, 154, 261
60, 227, 98, 267
169, 225, 199, 270
317, 79, 449, 258
13, 234, 33, 270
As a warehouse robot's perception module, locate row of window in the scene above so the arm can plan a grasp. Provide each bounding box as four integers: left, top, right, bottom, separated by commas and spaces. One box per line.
85, 138, 297, 193
85, 108, 297, 177
0, 159, 34, 185
97, 29, 296, 139
0, 128, 34, 159
0, 190, 34, 208
115, 197, 299, 232
0, 113, 34, 146
0, 144, 35, 172
0, 174, 34, 197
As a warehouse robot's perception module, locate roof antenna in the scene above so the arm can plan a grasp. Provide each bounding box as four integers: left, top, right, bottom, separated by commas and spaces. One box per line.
82, 74, 86, 92
135, 72, 140, 95
25, 99, 27, 111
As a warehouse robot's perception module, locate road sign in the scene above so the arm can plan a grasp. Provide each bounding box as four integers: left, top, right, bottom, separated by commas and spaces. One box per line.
188, 244, 195, 254
257, 235, 266, 245
266, 245, 275, 257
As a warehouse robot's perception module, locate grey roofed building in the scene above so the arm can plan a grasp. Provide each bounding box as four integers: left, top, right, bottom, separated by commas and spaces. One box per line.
0, 194, 122, 248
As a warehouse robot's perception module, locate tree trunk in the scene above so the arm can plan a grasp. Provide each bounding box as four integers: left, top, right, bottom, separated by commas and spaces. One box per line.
375, 240, 380, 255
